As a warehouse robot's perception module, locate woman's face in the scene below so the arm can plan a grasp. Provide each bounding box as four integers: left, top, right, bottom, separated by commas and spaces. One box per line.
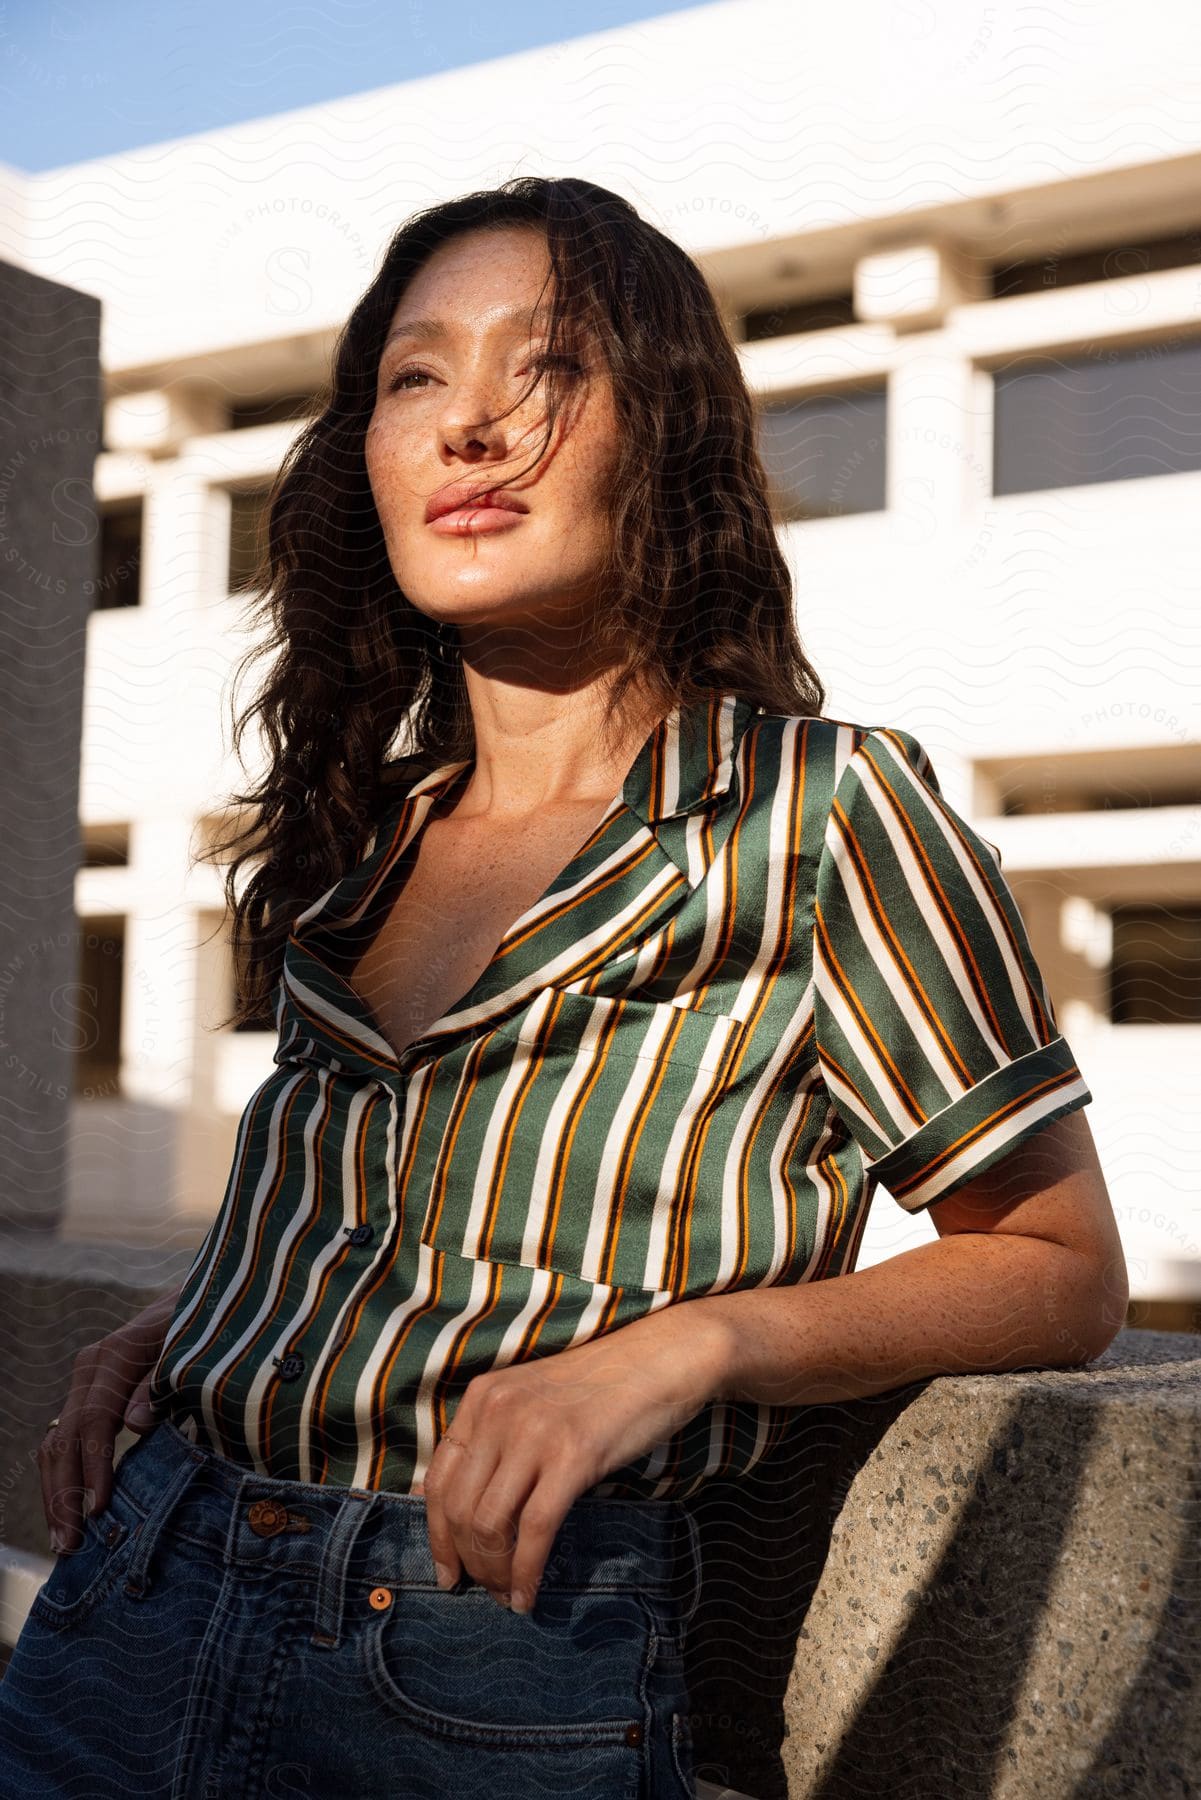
365, 225, 621, 649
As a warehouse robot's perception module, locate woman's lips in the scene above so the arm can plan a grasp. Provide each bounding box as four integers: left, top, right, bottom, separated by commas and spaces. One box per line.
427, 504, 527, 535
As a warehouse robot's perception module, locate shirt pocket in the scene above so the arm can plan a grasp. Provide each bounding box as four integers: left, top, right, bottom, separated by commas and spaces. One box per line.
417, 986, 746, 1293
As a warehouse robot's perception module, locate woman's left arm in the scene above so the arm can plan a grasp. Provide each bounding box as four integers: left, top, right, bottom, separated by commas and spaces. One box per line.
421, 1107, 1126, 1612
702, 1104, 1128, 1409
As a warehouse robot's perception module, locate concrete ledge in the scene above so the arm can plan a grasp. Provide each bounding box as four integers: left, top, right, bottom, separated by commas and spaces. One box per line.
681, 1328, 1200, 1799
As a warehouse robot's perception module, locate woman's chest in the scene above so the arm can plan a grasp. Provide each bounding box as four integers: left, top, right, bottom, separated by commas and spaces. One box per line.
350, 800, 615, 1061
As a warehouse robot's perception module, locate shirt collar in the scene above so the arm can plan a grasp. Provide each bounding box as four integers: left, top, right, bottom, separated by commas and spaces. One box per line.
620, 687, 757, 825
283, 687, 759, 1069
387, 687, 757, 832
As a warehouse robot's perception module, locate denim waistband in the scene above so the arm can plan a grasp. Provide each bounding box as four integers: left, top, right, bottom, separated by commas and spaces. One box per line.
111, 1419, 703, 1634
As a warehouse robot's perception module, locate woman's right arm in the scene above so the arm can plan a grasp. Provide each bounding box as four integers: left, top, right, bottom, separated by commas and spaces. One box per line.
35, 1282, 183, 1554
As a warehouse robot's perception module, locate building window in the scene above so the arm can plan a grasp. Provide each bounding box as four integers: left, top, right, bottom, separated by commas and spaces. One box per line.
229, 393, 321, 429
756, 385, 887, 520
992, 337, 1201, 496
228, 486, 274, 594
74, 916, 125, 1098
80, 823, 129, 867
1110, 903, 1201, 1025
742, 292, 856, 342
991, 226, 1201, 299
987, 745, 1199, 816
94, 502, 143, 609
1125, 1298, 1201, 1335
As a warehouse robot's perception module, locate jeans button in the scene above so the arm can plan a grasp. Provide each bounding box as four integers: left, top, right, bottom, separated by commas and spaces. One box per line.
625, 1722, 644, 1747
247, 1500, 289, 1537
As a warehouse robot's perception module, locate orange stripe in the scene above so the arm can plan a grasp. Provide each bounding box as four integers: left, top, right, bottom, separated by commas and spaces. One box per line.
814, 892, 925, 1131
888, 1067, 1081, 1199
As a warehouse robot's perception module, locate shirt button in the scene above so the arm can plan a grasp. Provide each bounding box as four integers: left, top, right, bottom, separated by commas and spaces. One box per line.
273, 1352, 305, 1381
344, 1223, 374, 1247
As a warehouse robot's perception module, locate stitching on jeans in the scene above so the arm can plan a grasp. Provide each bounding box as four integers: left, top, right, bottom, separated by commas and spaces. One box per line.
360, 1590, 656, 1749
29, 1519, 137, 1631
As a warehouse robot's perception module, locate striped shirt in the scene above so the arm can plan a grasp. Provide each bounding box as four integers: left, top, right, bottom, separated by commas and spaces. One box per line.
148, 689, 1092, 1499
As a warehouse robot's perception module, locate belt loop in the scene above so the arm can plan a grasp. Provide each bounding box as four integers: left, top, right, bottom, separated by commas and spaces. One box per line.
123, 1446, 207, 1599
311, 1489, 377, 1650
675, 1507, 704, 1631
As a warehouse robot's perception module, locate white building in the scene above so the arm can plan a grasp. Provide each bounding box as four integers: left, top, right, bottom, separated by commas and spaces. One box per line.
1, 0, 1198, 1319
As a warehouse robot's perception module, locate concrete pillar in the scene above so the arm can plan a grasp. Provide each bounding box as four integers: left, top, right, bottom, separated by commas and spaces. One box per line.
0, 259, 102, 1234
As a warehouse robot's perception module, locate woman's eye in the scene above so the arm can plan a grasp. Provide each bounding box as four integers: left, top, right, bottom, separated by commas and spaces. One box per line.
527, 353, 584, 376
383, 353, 584, 396
386, 368, 430, 393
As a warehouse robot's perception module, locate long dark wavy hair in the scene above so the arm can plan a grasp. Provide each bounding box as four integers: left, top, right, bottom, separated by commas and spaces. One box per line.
206, 175, 828, 1029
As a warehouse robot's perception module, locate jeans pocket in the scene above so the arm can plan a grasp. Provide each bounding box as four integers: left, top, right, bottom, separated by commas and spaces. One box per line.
361, 1582, 654, 1749
29, 1505, 139, 1632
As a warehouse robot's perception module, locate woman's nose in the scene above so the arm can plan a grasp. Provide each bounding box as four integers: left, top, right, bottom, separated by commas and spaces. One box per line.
437, 375, 510, 450
437, 364, 540, 456
440, 412, 505, 458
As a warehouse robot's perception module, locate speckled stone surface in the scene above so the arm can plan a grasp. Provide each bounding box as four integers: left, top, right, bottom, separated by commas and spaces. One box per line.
680, 1329, 1199, 1800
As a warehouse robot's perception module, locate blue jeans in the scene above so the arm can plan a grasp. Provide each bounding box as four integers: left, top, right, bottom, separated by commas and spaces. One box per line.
0, 1417, 701, 1798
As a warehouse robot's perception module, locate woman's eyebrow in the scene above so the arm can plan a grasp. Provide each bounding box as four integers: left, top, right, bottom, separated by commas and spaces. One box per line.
383, 305, 554, 350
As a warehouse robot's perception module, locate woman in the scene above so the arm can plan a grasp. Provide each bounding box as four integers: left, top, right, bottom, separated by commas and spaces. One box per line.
2, 177, 1125, 1800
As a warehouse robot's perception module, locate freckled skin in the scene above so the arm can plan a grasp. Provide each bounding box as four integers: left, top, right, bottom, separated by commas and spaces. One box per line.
365, 225, 623, 656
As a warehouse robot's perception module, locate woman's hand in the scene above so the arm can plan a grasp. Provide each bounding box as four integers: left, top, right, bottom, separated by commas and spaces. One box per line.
35, 1284, 182, 1554
417, 1300, 732, 1614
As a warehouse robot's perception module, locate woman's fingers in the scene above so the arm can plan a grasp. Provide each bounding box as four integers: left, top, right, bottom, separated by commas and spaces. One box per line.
427, 1471, 570, 1613
34, 1359, 93, 1553
34, 1419, 74, 1552
424, 1431, 565, 1609
35, 1288, 179, 1552
123, 1373, 163, 1434
459, 1495, 522, 1599
77, 1363, 138, 1520
422, 1436, 512, 1600
421, 1368, 611, 1609
504, 1481, 575, 1614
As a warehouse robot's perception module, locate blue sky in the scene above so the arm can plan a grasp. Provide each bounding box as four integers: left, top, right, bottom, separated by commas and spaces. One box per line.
0, 0, 710, 172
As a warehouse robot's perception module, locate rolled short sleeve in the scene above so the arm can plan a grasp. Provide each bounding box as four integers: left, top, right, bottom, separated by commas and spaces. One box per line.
812, 724, 1093, 1212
